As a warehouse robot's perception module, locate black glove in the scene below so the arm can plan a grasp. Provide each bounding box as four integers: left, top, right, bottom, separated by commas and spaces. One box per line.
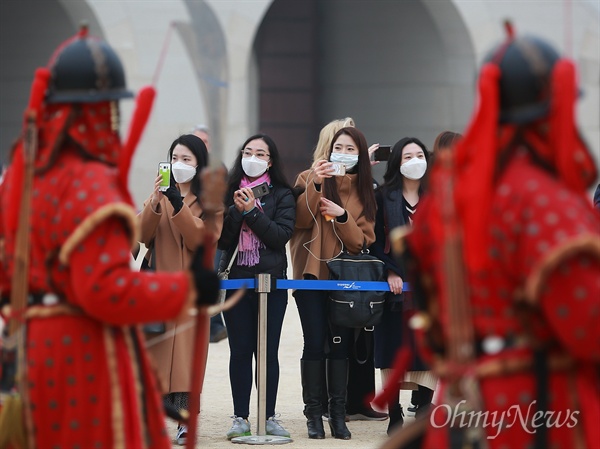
164, 186, 184, 213
190, 246, 220, 306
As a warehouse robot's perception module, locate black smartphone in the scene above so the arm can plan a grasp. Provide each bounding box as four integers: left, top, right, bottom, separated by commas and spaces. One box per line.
251, 182, 270, 198
373, 145, 391, 162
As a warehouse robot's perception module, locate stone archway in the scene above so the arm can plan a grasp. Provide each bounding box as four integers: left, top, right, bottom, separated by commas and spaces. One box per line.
0, 0, 101, 163
253, 0, 476, 182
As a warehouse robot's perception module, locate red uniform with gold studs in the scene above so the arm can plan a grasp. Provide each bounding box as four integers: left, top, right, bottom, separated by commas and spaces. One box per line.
405, 32, 600, 449
0, 29, 189, 449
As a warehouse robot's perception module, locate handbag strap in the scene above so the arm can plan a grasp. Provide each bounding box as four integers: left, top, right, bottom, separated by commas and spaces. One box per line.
223, 245, 239, 275
341, 239, 369, 256
352, 327, 374, 365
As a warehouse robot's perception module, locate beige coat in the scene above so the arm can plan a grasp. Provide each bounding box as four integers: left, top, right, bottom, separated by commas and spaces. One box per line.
290, 169, 375, 281
138, 193, 223, 393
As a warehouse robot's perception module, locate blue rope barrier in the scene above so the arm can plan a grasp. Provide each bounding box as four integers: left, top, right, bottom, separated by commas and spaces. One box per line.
221, 278, 410, 291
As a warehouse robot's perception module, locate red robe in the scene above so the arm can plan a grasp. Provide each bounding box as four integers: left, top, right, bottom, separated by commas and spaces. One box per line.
1, 148, 190, 449
408, 151, 600, 449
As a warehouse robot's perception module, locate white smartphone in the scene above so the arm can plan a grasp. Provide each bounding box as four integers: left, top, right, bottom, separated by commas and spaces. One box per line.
330, 162, 346, 176
158, 162, 171, 192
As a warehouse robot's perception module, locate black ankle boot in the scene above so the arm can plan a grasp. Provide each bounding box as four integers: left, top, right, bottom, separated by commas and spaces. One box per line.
387, 404, 404, 436
415, 386, 434, 418
327, 359, 351, 440
306, 415, 325, 439
301, 360, 326, 439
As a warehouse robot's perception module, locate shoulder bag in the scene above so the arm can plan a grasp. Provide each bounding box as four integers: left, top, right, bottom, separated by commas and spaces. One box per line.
217, 245, 239, 304
326, 243, 386, 329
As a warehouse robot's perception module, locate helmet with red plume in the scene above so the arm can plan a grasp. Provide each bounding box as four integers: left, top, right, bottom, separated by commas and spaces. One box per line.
453, 24, 597, 272
484, 35, 560, 125
46, 23, 133, 104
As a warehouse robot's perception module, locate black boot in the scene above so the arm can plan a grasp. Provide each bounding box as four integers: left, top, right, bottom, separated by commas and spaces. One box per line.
301, 360, 325, 439
408, 388, 419, 413
327, 359, 351, 440
387, 404, 404, 436
415, 386, 434, 418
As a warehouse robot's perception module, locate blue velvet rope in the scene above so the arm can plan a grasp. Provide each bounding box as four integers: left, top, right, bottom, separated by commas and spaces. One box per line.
220, 278, 410, 291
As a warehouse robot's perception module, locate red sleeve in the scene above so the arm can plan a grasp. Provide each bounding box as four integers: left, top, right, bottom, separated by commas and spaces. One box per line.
68, 216, 189, 325
539, 253, 600, 361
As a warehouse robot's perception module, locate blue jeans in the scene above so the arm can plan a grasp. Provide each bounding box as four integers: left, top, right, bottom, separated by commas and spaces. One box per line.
223, 288, 288, 418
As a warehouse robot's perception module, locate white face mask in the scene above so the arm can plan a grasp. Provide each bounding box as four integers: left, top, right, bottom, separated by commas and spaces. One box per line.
241, 156, 269, 178
400, 157, 427, 180
330, 153, 359, 171
172, 161, 197, 184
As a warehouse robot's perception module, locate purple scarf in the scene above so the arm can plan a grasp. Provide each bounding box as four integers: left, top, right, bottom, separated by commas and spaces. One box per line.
238, 173, 270, 266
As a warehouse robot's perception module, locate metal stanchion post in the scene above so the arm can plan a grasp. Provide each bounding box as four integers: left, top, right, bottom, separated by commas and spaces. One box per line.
232, 274, 292, 445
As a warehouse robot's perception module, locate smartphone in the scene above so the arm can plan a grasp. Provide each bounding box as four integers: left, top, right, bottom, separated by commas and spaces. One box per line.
373, 145, 391, 162
158, 162, 171, 192
330, 162, 346, 176
251, 182, 270, 199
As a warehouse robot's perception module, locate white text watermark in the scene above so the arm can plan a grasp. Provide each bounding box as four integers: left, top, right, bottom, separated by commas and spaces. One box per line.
430, 400, 579, 440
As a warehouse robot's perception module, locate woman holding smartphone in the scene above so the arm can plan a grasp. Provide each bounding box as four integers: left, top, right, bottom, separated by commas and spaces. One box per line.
290, 127, 376, 440
138, 134, 223, 445
218, 134, 296, 440
370, 136, 433, 436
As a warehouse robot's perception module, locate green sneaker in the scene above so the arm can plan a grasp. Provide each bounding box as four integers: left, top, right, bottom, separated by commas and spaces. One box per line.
266, 415, 291, 438
226, 416, 251, 440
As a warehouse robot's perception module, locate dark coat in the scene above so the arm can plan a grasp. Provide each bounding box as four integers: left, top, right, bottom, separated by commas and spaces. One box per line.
370, 188, 406, 306
218, 183, 296, 279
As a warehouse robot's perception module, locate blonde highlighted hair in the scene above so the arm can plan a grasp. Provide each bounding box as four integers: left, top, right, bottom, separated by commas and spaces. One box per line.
311, 117, 355, 165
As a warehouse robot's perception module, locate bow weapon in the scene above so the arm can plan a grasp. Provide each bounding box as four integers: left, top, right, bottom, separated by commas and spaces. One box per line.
185, 160, 244, 448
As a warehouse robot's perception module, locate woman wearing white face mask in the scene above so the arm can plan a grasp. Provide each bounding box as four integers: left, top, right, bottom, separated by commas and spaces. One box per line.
369, 136, 434, 436
218, 134, 296, 440
138, 134, 224, 445
291, 127, 376, 440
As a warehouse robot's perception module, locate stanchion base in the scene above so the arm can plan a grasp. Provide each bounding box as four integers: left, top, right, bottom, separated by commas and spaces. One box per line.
231, 435, 293, 445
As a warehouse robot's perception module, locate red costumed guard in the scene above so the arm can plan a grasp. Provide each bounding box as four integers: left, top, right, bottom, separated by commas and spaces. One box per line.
384, 28, 600, 449
0, 26, 219, 448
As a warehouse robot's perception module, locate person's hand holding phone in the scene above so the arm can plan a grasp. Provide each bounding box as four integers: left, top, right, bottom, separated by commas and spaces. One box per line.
369, 143, 380, 166
233, 187, 256, 214
320, 197, 345, 221
150, 174, 165, 211
313, 159, 334, 184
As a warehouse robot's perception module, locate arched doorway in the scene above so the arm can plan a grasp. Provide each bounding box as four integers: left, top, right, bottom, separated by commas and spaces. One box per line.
254, 0, 476, 182
0, 0, 102, 164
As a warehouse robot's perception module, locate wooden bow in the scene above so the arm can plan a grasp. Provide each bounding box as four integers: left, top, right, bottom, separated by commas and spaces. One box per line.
185, 160, 244, 448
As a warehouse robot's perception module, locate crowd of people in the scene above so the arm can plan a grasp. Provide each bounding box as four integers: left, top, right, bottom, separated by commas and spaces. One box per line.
1, 23, 599, 449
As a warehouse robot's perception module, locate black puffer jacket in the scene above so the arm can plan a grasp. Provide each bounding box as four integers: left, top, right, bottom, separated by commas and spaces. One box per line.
218, 184, 296, 279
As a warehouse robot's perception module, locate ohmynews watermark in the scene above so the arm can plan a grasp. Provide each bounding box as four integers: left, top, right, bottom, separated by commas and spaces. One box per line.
430, 400, 580, 440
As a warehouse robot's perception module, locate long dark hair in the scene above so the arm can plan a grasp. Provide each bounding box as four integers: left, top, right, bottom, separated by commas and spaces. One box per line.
323, 127, 376, 222
225, 133, 293, 206
167, 134, 209, 198
378, 137, 430, 199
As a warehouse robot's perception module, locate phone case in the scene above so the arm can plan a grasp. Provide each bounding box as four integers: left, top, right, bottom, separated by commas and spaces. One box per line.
158, 163, 171, 191
251, 182, 270, 198
330, 162, 346, 176
374, 146, 391, 161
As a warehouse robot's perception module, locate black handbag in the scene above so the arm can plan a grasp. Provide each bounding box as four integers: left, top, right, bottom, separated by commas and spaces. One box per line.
326, 244, 386, 329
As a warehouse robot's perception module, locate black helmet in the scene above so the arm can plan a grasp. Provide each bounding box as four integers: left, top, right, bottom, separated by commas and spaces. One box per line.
46, 25, 133, 104
485, 35, 560, 124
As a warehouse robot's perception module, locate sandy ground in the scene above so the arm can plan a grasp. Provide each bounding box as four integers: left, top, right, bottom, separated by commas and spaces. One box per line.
165, 298, 416, 448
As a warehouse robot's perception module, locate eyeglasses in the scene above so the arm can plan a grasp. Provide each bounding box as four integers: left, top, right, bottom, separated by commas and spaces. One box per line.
242, 149, 270, 160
